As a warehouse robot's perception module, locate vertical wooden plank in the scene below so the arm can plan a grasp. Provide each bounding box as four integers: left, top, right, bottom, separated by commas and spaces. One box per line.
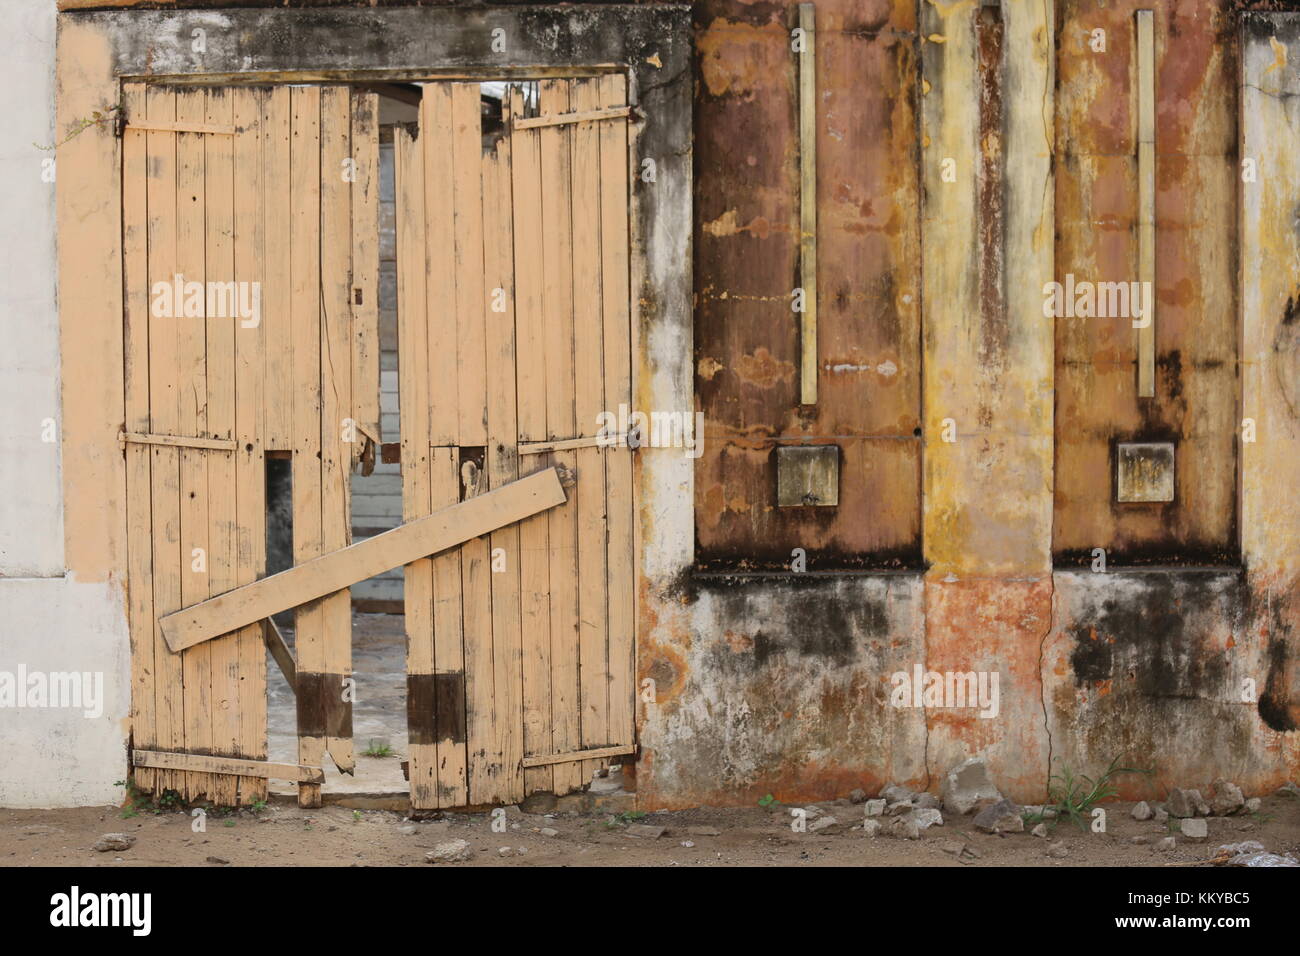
483, 100, 525, 804
450, 83, 497, 801
429, 446, 468, 805
422, 87, 466, 806
1135, 9, 1156, 399
145, 85, 183, 797
452, 83, 489, 449
423, 85, 468, 804
176, 88, 213, 801
320, 85, 355, 776
350, 90, 381, 451
598, 73, 636, 750
262, 87, 293, 450
538, 78, 583, 795
569, 78, 610, 782
417, 89, 467, 805
233, 87, 268, 804
798, 2, 818, 405
122, 82, 156, 795
396, 123, 437, 808
204, 87, 241, 805
425, 84, 459, 447
423, 88, 468, 806
510, 87, 555, 796
290, 85, 325, 808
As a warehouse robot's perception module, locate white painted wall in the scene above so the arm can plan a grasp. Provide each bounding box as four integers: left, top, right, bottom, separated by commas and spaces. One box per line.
0, 0, 61, 576
0, 0, 131, 808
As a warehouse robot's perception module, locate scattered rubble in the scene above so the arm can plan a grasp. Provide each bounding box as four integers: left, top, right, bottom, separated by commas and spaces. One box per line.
1179, 818, 1208, 842
973, 798, 1024, 834
888, 815, 921, 840
1209, 780, 1245, 816
808, 815, 841, 835
92, 833, 135, 852
941, 758, 1002, 816
1131, 801, 1152, 821
426, 839, 472, 863
912, 808, 944, 830
1166, 788, 1210, 818
880, 783, 915, 804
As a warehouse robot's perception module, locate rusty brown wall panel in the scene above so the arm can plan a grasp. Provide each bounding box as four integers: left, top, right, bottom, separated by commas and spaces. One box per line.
694, 0, 922, 570
1053, 0, 1239, 565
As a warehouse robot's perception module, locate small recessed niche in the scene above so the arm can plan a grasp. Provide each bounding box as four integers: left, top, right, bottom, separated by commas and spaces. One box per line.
1116, 441, 1175, 503
776, 445, 840, 507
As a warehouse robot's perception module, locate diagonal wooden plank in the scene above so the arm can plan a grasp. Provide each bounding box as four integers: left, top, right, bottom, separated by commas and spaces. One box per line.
160, 468, 567, 652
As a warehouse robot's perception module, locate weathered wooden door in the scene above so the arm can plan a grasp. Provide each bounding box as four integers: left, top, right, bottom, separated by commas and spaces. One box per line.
396, 78, 636, 808
122, 82, 379, 805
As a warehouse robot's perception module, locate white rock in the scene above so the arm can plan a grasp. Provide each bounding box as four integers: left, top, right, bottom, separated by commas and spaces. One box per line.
913, 808, 944, 829
941, 757, 1002, 815
1180, 818, 1208, 841
426, 839, 472, 863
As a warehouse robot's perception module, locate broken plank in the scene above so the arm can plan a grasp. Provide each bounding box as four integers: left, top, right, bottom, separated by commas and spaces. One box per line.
160, 468, 568, 652
262, 617, 296, 693
132, 750, 323, 784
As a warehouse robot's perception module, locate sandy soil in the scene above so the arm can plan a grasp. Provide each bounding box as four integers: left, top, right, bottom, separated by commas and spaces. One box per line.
3, 792, 1297, 867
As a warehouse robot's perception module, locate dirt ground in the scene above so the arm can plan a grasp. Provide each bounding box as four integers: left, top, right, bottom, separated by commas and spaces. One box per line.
4, 791, 1298, 867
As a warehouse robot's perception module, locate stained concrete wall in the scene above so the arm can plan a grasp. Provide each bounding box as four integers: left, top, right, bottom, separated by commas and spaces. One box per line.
638, 0, 1300, 809
0, 0, 130, 808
